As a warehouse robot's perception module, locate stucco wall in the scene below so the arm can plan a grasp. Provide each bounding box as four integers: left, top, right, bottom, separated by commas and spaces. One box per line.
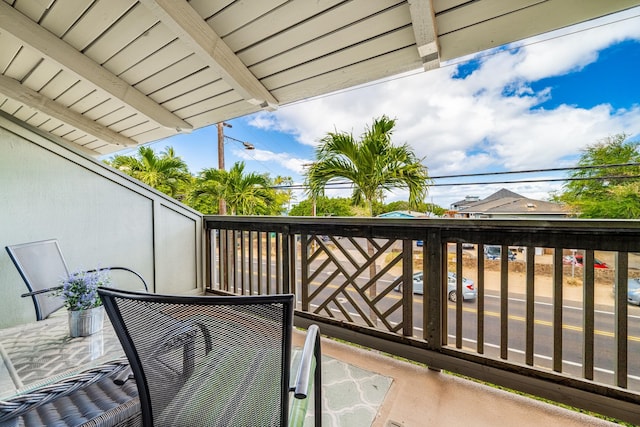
0, 115, 203, 328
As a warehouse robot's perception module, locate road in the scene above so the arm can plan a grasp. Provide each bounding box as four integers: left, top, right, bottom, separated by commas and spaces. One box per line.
443, 292, 640, 388
226, 252, 640, 391
300, 268, 640, 391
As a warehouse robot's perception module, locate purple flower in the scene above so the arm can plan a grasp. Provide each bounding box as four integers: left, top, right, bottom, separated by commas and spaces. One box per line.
56, 268, 111, 311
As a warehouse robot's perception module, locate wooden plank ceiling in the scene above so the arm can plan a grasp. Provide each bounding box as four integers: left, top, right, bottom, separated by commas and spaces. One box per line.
0, 0, 638, 156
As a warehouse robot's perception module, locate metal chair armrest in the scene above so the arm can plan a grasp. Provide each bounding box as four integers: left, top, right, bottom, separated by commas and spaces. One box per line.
85, 266, 149, 291
21, 267, 148, 298
292, 324, 321, 399
289, 325, 321, 427
20, 286, 63, 297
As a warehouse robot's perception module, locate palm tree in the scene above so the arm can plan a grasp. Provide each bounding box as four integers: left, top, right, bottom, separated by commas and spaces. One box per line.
191, 162, 273, 215
306, 115, 430, 214
272, 175, 295, 214
107, 146, 191, 199
305, 115, 430, 323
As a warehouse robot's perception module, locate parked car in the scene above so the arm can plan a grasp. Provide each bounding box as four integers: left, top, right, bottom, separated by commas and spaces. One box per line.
394, 272, 476, 302
612, 278, 640, 305
562, 255, 608, 269
484, 245, 516, 261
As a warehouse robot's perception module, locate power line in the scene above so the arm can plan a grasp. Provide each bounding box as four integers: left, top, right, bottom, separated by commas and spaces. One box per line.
272, 174, 640, 191
428, 174, 640, 187
430, 162, 640, 180
272, 163, 640, 190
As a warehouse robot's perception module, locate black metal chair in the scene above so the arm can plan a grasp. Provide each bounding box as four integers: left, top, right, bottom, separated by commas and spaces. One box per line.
98, 287, 322, 427
6, 239, 148, 321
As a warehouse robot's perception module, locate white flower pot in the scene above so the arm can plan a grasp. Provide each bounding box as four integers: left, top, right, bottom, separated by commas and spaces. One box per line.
68, 306, 104, 337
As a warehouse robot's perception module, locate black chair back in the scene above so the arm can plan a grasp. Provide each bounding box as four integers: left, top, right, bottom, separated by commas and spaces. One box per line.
99, 287, 295, 427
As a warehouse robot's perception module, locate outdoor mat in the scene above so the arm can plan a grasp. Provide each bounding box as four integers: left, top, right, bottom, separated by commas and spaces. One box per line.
305, 355, 393, 427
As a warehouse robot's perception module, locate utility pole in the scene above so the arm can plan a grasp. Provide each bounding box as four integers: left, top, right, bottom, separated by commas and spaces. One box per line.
215, 122, 256, 291
216, 122, 231, 293
217, 122, 232, 215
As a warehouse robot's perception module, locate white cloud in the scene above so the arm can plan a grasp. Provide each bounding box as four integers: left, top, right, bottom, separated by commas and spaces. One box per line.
247, 9, 640, 208
232, 147, 311, 175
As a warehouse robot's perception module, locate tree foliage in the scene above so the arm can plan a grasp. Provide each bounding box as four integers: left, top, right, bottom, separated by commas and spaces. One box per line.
271, 176, 295, 215
106, 145, 292, 215
305, 115, 431, 216
552, 134, 640, 218
190, 162, 274, 215
106, 146, 192, 200
288, 196, 355, 217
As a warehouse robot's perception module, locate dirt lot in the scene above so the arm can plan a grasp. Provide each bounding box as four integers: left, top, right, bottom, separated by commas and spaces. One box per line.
388, 248, 640, 306
450, 250, 640, 306
480, 267, 613, 305
332, 241, 636, 307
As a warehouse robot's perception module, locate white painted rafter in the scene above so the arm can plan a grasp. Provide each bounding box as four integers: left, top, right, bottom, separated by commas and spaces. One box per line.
408, 0, 440, 70
0, 1, 191, 132
0, 74, 138, 147
139, 0, 278, 109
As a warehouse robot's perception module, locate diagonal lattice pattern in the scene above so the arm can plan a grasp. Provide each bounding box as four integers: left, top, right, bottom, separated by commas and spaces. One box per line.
304, 235, 407, 332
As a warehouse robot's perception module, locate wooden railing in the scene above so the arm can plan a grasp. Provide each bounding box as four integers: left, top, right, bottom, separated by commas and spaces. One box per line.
204, 216, 640, 424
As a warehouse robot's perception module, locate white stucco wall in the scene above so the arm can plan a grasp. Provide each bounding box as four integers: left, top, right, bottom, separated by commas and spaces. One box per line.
0, 114, 203, 328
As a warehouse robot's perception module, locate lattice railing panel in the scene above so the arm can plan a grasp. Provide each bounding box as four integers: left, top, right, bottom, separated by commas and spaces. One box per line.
303, 234, 407, 333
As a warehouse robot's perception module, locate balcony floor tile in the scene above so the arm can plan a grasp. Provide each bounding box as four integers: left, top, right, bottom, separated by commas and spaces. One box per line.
294, 330, 620, 427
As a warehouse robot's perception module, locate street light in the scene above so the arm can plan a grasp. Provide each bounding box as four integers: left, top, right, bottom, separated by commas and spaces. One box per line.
224, 134, 255, 150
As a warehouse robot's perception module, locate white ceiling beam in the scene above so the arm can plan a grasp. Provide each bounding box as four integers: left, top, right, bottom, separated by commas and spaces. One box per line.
408, 0, 440, 71
0, 74, 139, 147
139, 0, 278, 109
0, 1, 191, 132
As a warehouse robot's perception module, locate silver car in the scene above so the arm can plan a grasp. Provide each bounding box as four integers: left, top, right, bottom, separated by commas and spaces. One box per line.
612, 278, 640, 305
394, 272, 476, 302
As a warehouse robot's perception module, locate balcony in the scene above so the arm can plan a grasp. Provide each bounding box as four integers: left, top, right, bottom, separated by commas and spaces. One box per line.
2, 121, 638, 425
206, 215, 640, 425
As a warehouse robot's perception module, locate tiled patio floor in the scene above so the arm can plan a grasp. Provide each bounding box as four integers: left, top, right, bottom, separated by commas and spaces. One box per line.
293, 330, 620, 427
306, 354, 393, 426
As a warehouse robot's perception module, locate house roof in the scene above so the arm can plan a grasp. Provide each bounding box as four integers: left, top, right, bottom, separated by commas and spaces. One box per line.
457, 189, 568, 215
450, 196, 479, 210
1, 0, 638, 156
482, 188, 524, 202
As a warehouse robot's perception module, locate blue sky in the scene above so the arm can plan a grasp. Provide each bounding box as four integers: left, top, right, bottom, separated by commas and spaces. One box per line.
116, 7, 640, 210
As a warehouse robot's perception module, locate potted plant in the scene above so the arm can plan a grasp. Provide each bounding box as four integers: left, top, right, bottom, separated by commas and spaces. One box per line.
57, 268, 111, 337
